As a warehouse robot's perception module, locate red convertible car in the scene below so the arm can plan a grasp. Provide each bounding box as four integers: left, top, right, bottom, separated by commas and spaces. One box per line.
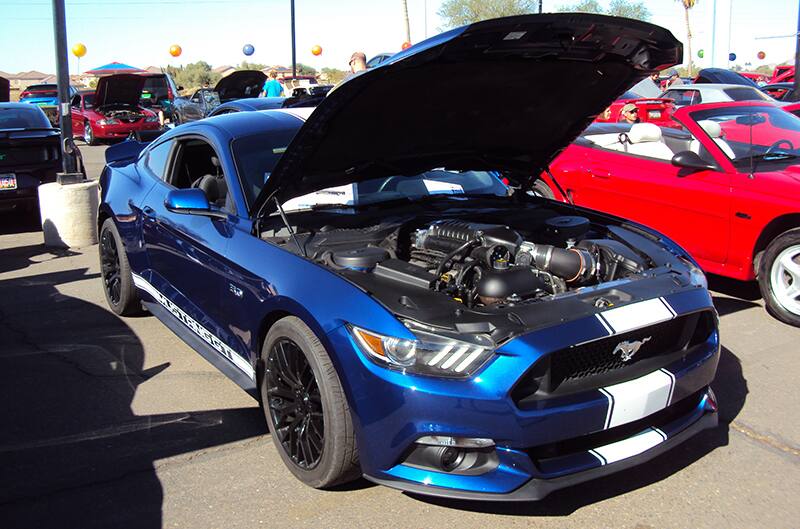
70, 74, 160, 145
545, 101, 800, 326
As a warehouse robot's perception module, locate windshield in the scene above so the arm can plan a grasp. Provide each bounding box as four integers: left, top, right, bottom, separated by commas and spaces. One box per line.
83, 94, 94, 109
688, 105, 800, 169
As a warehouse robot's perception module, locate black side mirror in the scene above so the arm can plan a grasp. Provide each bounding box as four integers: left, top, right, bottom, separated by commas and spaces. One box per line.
671, 151, 717, 173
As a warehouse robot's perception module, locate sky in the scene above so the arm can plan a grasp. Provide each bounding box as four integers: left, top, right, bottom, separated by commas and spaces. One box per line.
0, 0, 797, 76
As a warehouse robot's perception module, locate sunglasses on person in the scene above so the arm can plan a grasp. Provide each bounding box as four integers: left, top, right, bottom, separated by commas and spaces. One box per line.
625, 108, 639, 114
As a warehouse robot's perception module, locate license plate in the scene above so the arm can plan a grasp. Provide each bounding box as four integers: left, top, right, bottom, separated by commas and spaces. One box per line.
648, 110, 662, 119
0, 173, 17, 190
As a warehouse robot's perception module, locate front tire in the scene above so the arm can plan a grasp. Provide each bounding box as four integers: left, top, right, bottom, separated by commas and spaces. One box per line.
758, 229, 800, 327
259, 316, 360, 488
99, 218, 142, 316
84, 121, 98, 146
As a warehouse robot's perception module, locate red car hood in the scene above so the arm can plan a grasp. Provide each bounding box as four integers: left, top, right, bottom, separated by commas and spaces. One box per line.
95, 74, 147, 108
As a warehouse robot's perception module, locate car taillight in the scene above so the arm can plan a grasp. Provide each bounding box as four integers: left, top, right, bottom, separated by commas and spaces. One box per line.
20, 91, 31, 98
167, 87, 173, 101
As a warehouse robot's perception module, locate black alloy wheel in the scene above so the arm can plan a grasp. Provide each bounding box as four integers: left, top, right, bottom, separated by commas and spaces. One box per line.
266, 338, 325, 469
100, 227, 122, 306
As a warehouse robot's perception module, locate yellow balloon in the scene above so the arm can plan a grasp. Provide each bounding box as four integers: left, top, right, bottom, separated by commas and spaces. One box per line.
72, 43, 87, 58
169, 44, 182, 57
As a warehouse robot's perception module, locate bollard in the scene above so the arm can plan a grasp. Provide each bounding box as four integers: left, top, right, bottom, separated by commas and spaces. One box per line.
38, 177, 99, 249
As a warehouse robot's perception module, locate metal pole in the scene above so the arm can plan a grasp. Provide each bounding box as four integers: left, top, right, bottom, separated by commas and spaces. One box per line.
424, 0, 428, 39
710, 0, 717, 67
539, 0, 543, 13
51, 0, 76, 173
290, 0, 297, 77
794, 0, 800, 101
727, 0, 733, 68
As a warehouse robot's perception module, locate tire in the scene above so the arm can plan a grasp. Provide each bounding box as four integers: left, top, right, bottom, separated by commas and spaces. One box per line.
259, 316, 360, 488
99, 218, 143, 316
171, 112, 181, 126
530, 178, 555, 199
758, 228, 800, 327
84, 121, 98, 146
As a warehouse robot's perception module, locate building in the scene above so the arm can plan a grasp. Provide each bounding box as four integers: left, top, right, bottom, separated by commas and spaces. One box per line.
213, 65, 236, 78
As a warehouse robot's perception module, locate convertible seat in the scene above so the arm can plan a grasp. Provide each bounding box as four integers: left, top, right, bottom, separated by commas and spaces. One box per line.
690, 120, 736, 159
625, 123, 675, 160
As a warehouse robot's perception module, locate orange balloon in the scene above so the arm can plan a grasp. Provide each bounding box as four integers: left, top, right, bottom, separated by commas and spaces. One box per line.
71, 43, 87, 58
169, 44, 182, 57
311, 45, 322, 56
401, 41, 411, 50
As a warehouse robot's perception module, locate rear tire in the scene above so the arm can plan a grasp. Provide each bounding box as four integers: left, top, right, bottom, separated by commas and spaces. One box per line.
84, 121, 98, 146
758, 229, 800, 327
259, 316, 360, 488
99, 218, 143, 316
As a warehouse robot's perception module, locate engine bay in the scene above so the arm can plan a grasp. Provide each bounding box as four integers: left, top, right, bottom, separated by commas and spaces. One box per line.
97, 105, 145, 122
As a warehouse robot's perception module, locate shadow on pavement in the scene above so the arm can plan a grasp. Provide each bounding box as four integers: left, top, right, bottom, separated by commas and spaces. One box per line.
0, 240, 78, 274
408, 346, 747, 515
0, 268, 266, 529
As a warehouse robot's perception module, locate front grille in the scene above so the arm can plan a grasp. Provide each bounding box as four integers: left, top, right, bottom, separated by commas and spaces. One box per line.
512, 310, 714, 405
551, 317, 686, 386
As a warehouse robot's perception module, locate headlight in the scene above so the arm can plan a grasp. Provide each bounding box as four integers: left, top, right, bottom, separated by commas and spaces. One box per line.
144, 115, 159, 122
679, 255, 708, 289
97, 118, 119, 125
349, 323, 495, 377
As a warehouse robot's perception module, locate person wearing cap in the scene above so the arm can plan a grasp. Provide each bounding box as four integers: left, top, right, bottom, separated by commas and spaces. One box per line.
261, 69, 284, 98
665, 68, 683, 88
347, 52, 367, 77
619, 103, 640, 124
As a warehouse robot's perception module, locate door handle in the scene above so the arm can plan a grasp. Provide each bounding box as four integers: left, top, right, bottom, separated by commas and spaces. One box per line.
589, 168, 611, 179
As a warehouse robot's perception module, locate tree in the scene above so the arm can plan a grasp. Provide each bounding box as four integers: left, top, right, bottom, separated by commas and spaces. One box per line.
295, 63, 317, 76
238, 61, 268, 72
558, 0, 650, 20
172, 61, 220, 91
321, 67, 347, 84
677, 0, 698, 77
401, 0, 411, 43
438, 0, 539, 28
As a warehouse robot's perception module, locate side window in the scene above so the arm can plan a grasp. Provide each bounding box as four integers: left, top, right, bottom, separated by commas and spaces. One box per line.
70, 94, 81, 107
169, 140, 232, 212
144, 141, 173, 178
665, 90, 701, 106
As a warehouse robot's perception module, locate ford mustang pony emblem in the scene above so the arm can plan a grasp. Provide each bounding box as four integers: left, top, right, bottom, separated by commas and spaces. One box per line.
613, 337, 651, 362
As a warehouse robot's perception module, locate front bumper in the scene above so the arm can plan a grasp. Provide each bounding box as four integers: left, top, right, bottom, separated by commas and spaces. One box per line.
327, 288, 720, 500
93, 121, 161, 139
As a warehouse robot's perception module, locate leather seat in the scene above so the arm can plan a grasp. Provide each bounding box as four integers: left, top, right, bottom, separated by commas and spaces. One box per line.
690, 119, 736, 159
625, 123, 675, 160
192, 174, 228, 208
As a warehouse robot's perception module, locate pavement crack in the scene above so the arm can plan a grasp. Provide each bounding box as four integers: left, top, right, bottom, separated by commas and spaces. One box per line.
730, 420, 800, 458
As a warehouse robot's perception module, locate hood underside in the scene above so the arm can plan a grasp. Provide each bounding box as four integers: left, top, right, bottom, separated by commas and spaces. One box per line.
254, 13, 681, 216
95, 74, 147, 107
214, 70, 267, 102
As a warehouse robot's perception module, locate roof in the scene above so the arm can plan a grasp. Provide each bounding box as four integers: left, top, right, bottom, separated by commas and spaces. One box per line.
0, 101, 48, 110
663, 83, 760, 91
213, 65, 235, 73
144, 66, 163, 73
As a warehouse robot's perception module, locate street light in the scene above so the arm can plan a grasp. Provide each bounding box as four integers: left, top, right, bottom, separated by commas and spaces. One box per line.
291, 0, 297, 77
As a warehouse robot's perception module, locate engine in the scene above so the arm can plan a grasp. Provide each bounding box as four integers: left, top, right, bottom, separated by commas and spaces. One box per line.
400, 217, 646, 307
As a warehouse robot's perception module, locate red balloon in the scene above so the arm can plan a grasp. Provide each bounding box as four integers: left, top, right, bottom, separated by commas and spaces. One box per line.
401, 41, 411, 50
169, 44, 182, 57
311, 45, 322, 56
757, 51, 766, 60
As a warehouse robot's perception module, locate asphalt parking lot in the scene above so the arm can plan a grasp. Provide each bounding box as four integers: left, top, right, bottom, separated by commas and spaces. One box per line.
0, 144, 798, 529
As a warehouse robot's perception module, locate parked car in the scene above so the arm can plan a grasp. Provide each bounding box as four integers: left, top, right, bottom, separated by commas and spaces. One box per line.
548, 101, 800, 326
762, 82, 796, 102
771, 65, 795, 84
595, 90, 677, 128
19, 83, 78, 126
97, 14, 719, 500
136, 72, 182, 121
207, 97, 286, 116
367, 52, 393, 68
661, 83, 774, 108
0, 103, 60, 214
71, 75, 160, 145
694, 67, 759, 87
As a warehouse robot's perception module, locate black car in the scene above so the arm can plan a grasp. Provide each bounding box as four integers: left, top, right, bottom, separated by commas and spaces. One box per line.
0, 103, 60, 214
761, 82, 795, 101
170, 70, 268, 124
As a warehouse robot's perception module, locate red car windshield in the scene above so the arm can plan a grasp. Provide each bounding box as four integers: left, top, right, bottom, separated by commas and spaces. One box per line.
688, 105, 800, 168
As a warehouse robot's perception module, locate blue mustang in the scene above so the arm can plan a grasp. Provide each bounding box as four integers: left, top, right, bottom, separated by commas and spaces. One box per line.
98, 13, 719, 500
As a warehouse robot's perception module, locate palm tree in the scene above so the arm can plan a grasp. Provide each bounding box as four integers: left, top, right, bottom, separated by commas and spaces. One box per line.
401, 0, 411, 45
678, 0, 699, 76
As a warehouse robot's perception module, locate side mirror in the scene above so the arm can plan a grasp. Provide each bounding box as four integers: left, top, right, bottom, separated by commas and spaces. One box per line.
164, 189, 226, 219
671, 151, 717, 173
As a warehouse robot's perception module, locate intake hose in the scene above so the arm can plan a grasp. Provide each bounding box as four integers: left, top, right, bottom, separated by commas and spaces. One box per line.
525, 244, 597, 284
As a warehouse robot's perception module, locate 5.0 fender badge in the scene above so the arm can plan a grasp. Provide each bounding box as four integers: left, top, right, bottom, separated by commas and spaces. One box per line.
613, 336, 651, 362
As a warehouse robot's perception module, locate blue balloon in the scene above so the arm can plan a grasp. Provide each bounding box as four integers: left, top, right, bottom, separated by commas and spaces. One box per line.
728, 52, 736, 61
243, 44, 255, 56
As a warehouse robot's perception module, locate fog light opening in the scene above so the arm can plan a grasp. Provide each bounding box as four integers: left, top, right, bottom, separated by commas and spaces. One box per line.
439, 446, 466, 472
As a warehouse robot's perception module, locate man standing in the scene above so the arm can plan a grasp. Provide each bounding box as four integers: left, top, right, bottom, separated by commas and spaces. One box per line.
262, 70, 284, 98
348, 52, 367, 76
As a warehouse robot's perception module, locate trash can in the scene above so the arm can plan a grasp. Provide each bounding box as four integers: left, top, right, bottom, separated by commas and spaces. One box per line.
38, 178, 99, 249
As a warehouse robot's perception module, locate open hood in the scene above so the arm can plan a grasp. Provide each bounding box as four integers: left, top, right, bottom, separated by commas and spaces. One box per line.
254, 13, 681, 216
94, 74, 147, 107
214, 70, 267, 102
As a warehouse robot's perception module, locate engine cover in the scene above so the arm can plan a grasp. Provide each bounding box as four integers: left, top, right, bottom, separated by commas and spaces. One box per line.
416, 220, 523, 254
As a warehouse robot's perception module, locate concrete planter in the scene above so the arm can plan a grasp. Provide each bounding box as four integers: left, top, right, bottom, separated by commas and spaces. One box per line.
38, 180, 99, 249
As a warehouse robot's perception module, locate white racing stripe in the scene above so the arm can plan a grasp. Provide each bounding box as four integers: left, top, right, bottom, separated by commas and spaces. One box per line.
589, 427, 667, 465
600, 369, 674, 429
132, 274, 255, 380
599, 297, 675, 334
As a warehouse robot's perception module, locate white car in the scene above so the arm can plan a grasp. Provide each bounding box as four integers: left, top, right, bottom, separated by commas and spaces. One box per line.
661, 83, 775, 107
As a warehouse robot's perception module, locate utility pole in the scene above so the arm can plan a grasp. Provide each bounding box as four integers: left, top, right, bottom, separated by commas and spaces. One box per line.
291, 0, 297, 77
539, 0, 543, 13
51, 0, 76, 173
794, 0, 800, 101
710, 0, 717, 67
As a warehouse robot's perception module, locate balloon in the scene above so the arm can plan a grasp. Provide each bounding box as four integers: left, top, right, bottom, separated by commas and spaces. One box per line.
243, 44, 255, 56
401, 41, 412, 50
697, 49, 704, 58
311, 45, 322, 56
757, 51, 766, 60
71, 43, 86, 58
728, 52, 736, 62
169, 44, 182, 57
